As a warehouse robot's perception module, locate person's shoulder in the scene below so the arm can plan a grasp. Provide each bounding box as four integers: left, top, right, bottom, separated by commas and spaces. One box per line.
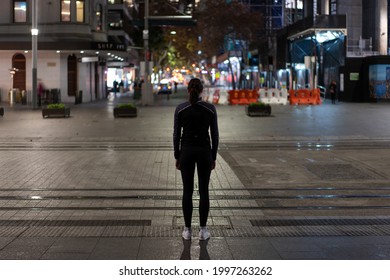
197, 101, 217, 113
175, 101, 191, 113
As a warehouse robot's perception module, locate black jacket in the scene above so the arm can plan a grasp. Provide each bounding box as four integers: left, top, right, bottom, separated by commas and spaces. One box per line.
173, 100, 219, 160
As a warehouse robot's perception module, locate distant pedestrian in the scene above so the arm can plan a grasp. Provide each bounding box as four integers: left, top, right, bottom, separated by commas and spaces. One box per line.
37, 79, 45, 107
119, 80, 124, 94
113, 80, 118, 97
173, 78, 219, 241
329, 80, 337, 104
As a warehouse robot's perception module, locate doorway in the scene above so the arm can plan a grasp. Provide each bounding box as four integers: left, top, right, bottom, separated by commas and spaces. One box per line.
67, 54, 77, 97
12, 53, 26, 91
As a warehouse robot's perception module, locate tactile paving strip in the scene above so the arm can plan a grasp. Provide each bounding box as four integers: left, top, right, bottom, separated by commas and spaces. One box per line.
0, 218, 390, 237
0, 219, 151, 227
250, 218, 390, 226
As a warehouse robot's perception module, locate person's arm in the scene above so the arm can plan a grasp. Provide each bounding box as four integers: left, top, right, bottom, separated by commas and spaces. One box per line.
210, 106, 219, 162
173, 107, 182, 166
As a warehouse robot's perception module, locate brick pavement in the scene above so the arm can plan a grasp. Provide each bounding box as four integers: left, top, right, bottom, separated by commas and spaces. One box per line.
1, 93, 390, 259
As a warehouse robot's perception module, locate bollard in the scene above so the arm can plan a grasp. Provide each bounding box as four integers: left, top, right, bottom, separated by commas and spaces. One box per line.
9, 89, 14, 106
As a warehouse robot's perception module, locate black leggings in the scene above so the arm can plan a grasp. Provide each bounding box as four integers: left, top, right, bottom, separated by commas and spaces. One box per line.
179, 145, 212, 228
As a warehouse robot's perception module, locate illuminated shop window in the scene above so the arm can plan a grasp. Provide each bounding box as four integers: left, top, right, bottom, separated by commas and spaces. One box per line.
285, 0, 303, 9
14, 1, 27, 23
61, 0, 71, 22
76, 1, 85, 23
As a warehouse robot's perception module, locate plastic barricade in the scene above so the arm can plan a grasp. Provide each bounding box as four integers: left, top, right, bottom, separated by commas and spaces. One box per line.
257, 88, 288, 105
238, 90, 249, 105
203, 88, 228, 105
312, 88, 322, 105
218, 89, 228, 105
289, 89, 297, 104
279, 88, 289, 105
228, 90, 240, 105
259, 89, 268, 104
212, 89, 220, 104
227, 89, 260, 105
246, 89, 259, 103
298, 89, 310, 105
289, 88, 322, 105
268, 89, 279, 104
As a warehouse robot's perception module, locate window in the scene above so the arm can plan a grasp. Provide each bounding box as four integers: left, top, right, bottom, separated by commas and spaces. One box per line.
14, 1, 27, 23
285, 0, 303, 9
96, 4, 103, 31
297, 0, 303, 9
330, 0, 337, 15
76, 1, 84, 23
61, 0, 71, 22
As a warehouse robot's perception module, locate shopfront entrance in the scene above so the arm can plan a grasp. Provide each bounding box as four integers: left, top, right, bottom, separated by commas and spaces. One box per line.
12, 53, 26, 90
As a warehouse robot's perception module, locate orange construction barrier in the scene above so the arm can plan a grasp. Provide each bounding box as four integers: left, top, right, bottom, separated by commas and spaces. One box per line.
228, 90, 240, 105
312, 88, 322, 105
247, 89, 259, 103
289, 88, 322, 105
228, 89, 260, 105
238, 90, 248, 105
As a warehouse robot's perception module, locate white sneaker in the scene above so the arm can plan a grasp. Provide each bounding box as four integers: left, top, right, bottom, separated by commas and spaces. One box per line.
182, 227, 192, 240
199, 227, 210, 240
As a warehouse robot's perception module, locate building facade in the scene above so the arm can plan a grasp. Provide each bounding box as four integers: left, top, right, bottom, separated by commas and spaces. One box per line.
275, 0, 390, 102
0, 0, 137, 105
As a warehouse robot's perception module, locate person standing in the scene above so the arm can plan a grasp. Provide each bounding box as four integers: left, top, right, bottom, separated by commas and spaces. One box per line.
329, 80, 337, 104
113, 80, 118, 97
174, 81, 178, 93
37, 79, 44, 107
173, 78, 219, 241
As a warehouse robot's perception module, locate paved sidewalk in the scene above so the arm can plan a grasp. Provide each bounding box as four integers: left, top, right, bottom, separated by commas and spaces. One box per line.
1, 94, 390, 259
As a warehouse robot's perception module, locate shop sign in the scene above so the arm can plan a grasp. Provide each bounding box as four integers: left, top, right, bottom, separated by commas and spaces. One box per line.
93, 43, 126, 51
350, 73, 359, 81
81, 57, 99, 63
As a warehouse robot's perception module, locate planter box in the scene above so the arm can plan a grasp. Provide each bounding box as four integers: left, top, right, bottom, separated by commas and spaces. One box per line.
0, 107, 3, 117
42, 107, 71, 118
113, 107, 137, 118
245, 105, 271, 117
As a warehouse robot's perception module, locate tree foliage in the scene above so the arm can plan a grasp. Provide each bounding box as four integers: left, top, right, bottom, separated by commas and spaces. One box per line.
132, 0, 264, 72
195, 0, 264, 60
161, 0, 264, 69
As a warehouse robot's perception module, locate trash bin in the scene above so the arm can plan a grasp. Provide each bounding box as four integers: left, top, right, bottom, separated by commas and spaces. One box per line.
9, 89, 15, 105
21, 90, 27, 105
75, 90, 83, 104
51, 89, 61, 104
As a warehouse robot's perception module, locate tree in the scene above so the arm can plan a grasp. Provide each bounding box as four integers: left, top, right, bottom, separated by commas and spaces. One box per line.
130, 0, 197, 79
194, 0, 264, 89
132, 0, 264, 86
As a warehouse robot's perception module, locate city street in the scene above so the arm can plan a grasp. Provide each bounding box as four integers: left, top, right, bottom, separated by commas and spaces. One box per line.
1, 91, 390, 260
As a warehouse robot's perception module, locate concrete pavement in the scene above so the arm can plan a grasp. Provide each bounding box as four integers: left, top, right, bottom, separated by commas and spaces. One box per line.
1, 92, 390, 259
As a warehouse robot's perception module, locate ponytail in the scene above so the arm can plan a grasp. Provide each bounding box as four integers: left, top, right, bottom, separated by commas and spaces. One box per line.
187, 78, 203, 105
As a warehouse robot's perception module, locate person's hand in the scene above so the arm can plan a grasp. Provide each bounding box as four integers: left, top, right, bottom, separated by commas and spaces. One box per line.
211, 160, 216, 170
176, 159, 181, 170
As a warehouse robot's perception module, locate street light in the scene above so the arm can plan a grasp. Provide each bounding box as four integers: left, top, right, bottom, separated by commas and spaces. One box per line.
141, 0, 153, 105
31, 0, 38, 109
